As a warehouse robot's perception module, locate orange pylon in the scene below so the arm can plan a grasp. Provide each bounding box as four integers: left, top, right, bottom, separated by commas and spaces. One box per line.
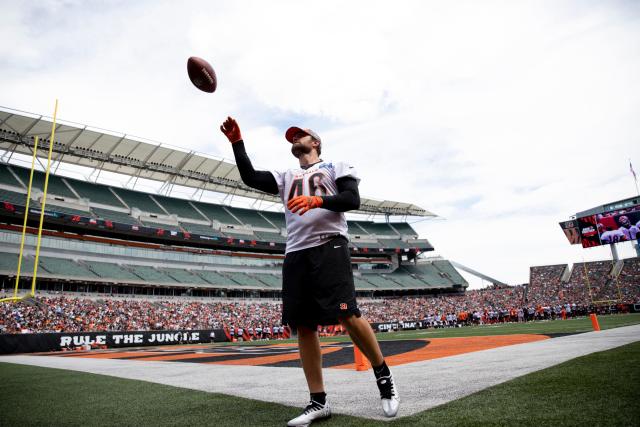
590, 313, 601, 331
354, 345, 370, 371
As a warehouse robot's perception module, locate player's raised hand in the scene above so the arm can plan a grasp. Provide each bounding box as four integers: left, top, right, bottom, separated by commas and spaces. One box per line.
287, 195, 323, 215
220, 116, 242, 143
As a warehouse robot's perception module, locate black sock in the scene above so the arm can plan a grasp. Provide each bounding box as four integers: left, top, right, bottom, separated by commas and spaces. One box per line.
373, 360, 390, 379
310, 392, 326, 405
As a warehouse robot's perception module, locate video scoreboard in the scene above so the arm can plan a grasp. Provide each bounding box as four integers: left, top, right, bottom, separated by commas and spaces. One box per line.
560, 199, 640, 248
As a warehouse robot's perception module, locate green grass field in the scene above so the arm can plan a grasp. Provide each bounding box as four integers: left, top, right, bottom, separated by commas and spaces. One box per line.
1, 314, 639, 426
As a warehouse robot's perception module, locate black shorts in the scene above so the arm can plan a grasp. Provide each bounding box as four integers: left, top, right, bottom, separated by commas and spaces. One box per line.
282, 236, 361, 329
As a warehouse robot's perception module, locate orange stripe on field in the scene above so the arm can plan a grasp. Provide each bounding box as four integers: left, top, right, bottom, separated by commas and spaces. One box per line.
135, 352, 229, 361
333, 334, 550, 369
205, 346, 342, 366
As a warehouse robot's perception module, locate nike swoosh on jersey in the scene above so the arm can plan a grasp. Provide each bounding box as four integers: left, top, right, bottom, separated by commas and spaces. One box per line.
333, 245, 341, 248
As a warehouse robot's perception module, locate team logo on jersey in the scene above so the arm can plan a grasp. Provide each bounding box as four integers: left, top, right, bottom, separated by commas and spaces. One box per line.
340, 303, 348, 310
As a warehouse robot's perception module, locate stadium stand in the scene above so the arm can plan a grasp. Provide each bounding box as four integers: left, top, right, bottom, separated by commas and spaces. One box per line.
0, 163, 23, 187
128, 265, 177, 283
0, 188, 31, 206
92, 207, 141, 225
227, 272, 264, 288
3, 251, 640, 335
347, 221, 367, 235
191, 201, 242, 225
112, 188, 166, 214
432, 260, 468, 286
139, 219, 180, 229
259, 211, 286, 230
356, 221, 398, 236
401, 263, 456, 287
361, 274, 399, 290
151, 195, 207, 221
83, 260, 143, 282
9, 166, 77, 198
254, 231, 286, 244
0, 253, 35, 273
229, 206, 274, 229
196, 270, 239, 288
390, 222, 418, 236
66, 178, 126, 207
254, 273, 282, 288
179, 222, 222, 236
160, 267, 211, 286
38, 257, 98, 278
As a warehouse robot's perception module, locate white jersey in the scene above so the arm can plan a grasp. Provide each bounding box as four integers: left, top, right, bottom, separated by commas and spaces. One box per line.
271, 160, 359, 253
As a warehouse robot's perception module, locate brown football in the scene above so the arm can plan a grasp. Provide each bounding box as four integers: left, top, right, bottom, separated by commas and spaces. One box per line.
187, 56, 217, 93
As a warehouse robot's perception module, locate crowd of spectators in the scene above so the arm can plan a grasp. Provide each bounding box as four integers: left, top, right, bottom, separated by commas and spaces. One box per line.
1, 258, 638, 334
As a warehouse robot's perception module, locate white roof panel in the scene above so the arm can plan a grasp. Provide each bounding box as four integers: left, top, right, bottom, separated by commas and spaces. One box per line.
0, 106, 437, 217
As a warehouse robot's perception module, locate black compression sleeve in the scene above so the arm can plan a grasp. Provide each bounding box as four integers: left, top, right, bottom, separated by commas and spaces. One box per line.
231, 141, 279, 195
321, 177, 360, 212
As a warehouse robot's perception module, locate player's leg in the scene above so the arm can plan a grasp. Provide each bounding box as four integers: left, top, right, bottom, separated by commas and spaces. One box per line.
297, 325, 324, 393
338, 314, 383, 365
284, 249, 331, 426
339, 313, 400, 418
287, 325, 331, 426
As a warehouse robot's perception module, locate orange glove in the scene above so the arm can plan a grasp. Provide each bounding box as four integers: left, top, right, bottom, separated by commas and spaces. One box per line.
220, 116, 242, 143
287, 195, 323, 215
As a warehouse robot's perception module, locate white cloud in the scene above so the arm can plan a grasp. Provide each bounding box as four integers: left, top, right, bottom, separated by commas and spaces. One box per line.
1, 0, 639, 288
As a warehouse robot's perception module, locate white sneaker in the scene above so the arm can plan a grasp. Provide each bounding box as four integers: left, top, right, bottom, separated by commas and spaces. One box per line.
376, 373, 400, 417
287, 400, 331, 426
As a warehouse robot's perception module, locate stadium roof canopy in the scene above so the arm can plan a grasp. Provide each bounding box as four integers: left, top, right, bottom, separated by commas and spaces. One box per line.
0, 107, 437, 217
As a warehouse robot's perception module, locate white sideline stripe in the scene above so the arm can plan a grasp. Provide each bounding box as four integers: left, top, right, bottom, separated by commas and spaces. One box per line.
1, 324, 639, 421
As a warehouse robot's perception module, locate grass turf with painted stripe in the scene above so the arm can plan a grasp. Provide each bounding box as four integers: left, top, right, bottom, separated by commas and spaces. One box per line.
1, 326, 639, 426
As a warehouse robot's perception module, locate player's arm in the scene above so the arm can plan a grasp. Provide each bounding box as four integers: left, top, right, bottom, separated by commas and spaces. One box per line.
321, 177, 360, 212
288, 177, 360, 215
220, 117, 279, 195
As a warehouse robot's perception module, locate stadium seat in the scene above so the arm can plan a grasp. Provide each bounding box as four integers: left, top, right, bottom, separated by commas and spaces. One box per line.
254, 231, 286, 243
227, 206, 274, 228
92, 208, 141, 225
127, 265, 177, 283
258, 211, 286, 230
354, 221, 398, 236
65, 178, 126, 207
84, 261, 143, 281
253, 273, 282, 288
0, 163, 23, 187
190, 201, 242, 225
389, 222, 418, 236
161, 268, 211, 285
152, 195, 208, 221
10, 165, 77, 199
39, 257, 98, 278
179, 222, 224, 236
112, 188, 166, 214
195, 270, 238, 287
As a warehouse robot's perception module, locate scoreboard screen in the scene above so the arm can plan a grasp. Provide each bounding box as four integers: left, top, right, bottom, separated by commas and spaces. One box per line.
575, 203, 640, 248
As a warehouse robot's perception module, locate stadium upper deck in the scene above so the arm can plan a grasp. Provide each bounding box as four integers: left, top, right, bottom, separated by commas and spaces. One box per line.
0, 162, 432, 253
0, 107, 468, 296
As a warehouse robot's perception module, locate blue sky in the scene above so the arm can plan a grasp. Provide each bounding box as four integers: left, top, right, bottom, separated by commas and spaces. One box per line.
1, 0, 639, 288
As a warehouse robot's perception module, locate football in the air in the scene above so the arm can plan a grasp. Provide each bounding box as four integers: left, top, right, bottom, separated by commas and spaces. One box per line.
187, 56, 217, 93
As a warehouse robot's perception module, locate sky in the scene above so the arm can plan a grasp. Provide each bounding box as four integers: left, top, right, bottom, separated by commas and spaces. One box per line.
1, 0, 639, 288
